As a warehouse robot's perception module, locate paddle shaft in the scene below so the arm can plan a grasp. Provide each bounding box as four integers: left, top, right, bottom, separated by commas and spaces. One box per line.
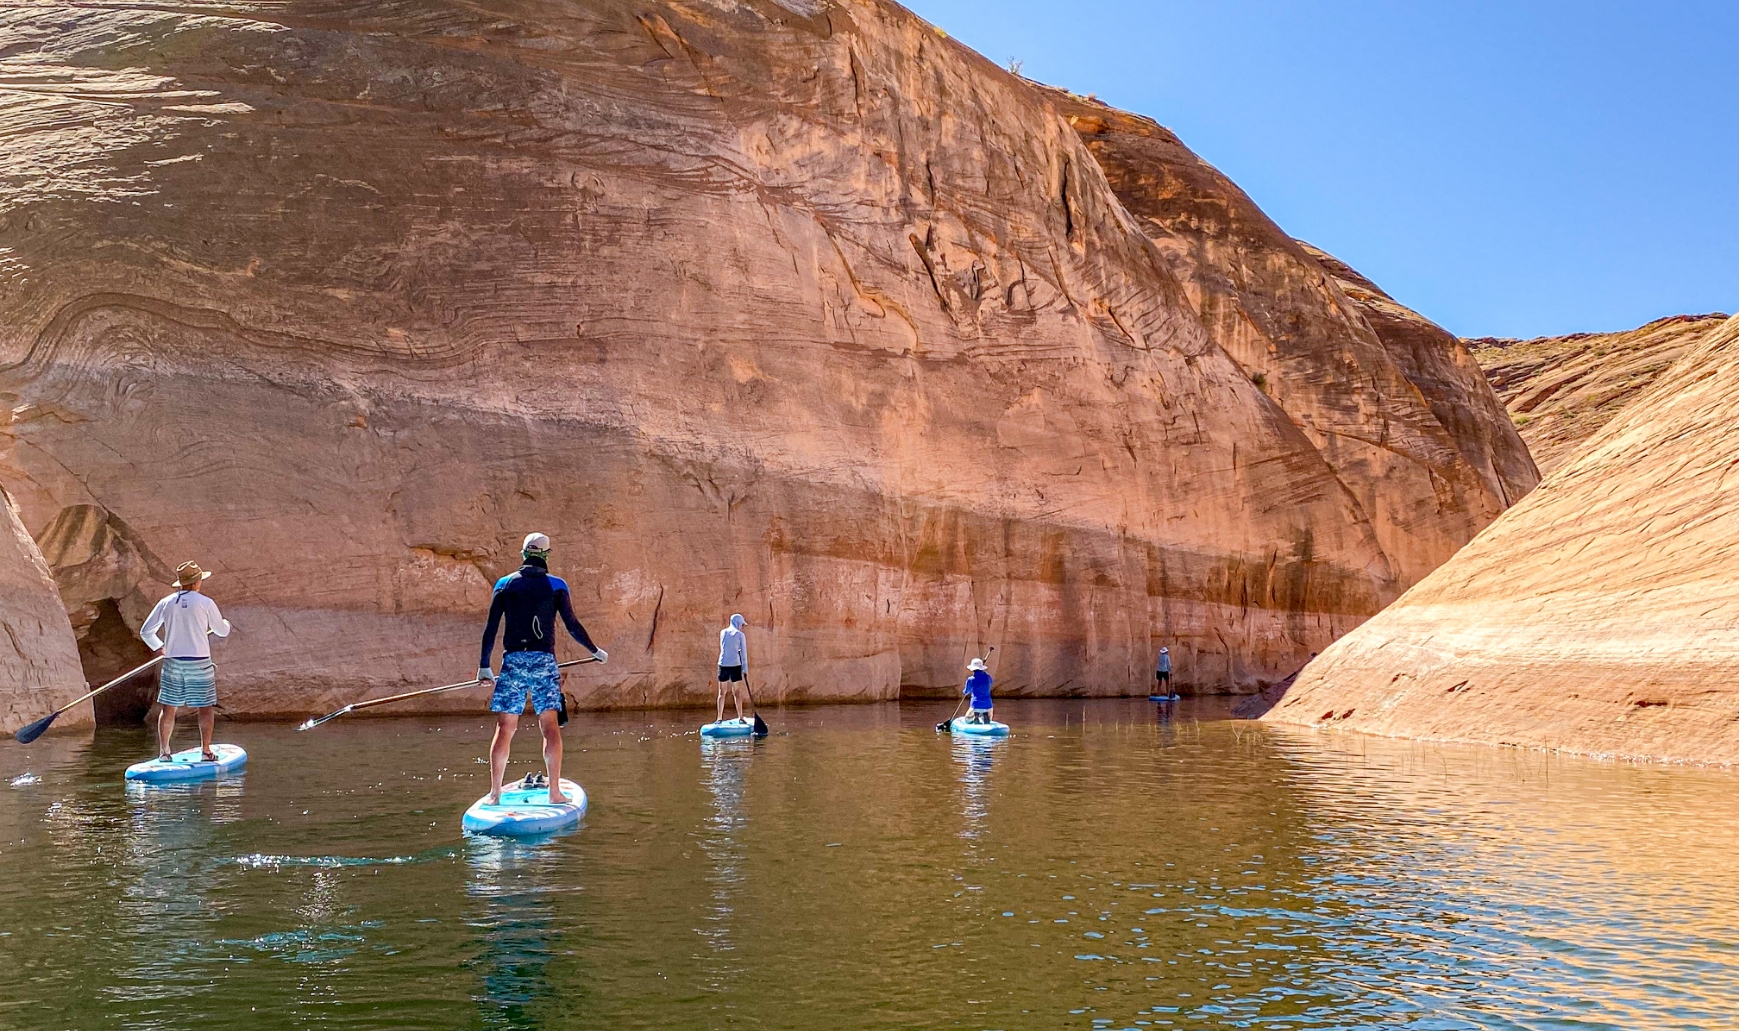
349, 657, 598, 713
52, 655, 167, 717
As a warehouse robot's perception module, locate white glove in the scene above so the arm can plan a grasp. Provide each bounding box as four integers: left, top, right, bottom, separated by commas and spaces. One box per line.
477, 666, 494, 683
592, 649, 608, 664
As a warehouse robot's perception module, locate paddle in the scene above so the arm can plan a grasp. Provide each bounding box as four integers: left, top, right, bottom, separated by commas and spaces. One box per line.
741, 673, 769, 736
937, 646, 994, 732
14, 655, 168, 744
297, 656, 599, 731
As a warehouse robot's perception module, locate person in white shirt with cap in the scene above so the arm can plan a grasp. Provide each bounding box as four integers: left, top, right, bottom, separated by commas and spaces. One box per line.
139, 561, 232, 762
716, 613, 753, 725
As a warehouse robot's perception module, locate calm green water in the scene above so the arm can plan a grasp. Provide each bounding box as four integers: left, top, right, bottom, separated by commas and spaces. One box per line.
1, 699, 1736, 1031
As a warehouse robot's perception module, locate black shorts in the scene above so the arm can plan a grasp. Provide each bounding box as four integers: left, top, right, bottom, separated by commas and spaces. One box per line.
1155, 670, 1170, 683
718, 664, 745, 683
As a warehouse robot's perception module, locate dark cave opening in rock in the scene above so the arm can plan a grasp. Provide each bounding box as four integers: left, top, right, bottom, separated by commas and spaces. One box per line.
78, 598, 157, 726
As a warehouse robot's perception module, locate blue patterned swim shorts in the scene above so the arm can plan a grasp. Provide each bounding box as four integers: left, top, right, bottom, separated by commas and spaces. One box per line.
157, 658, 217, 708
490, 651, 563, 714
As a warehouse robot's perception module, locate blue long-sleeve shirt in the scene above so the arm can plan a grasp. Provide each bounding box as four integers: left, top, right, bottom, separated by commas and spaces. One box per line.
480, 562, 597, 668
963, 669, 993, 709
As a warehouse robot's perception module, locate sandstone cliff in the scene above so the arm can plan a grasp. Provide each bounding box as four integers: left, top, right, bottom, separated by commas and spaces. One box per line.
1469, 314, 1730, 476
0, 0, 1527, 719
1267, 313, 1739, 765
1049, 98, 1537, 553
0, 478, 87, 733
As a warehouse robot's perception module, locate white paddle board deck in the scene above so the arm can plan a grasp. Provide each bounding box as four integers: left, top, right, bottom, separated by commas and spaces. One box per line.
125, 744, 247, 783
462, 779, 587, 836
950, 717, 1010, 737
700, 718, 756, 738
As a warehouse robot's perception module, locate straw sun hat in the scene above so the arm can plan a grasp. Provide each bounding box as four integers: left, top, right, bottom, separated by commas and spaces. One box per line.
171, 561, 212, 588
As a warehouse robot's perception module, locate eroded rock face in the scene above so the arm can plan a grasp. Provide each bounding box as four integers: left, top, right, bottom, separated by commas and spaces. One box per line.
0, 1, 1525, 715
1267, 314, 1739, 765
1469, 314, 1731, 476
0, 478, 86, 733
1050, 97, 1539, 573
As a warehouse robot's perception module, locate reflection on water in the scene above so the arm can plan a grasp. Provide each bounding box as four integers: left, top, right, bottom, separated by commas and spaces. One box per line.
952, 735, 1001, 839
697, 738, 754, 971
0, 700, 1736, 1030
466, 837, 565, 1029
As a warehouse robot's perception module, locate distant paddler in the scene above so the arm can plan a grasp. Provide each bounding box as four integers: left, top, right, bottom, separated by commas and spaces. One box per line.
962, 657, 994, 725
139, 562, 232, 763
716, 613, 753, 725
477, 532, 607, 806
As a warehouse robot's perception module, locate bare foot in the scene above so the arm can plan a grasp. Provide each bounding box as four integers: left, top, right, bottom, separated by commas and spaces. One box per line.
486, 792, 502, 806
548, 790, 571, 805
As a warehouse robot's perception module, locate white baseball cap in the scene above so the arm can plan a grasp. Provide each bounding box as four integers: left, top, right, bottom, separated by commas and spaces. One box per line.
522, 532, 551, 554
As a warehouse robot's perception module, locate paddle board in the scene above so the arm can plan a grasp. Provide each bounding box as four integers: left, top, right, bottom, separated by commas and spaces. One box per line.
949, 716, 1010, 738
1149, 693, 1180, 702
124, 744, 247, 783
700, 717, 756, 738
462, 779, 587, 836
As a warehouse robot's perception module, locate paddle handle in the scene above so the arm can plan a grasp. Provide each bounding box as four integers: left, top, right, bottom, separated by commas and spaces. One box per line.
55, 656, 167, 716
346, 656, 599, 713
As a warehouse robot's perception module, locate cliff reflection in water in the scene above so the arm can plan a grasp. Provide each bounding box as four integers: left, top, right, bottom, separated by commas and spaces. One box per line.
0, 701, 1733, 1030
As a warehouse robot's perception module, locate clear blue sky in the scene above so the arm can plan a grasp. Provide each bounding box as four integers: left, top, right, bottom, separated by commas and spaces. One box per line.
904, 0, 1737, 338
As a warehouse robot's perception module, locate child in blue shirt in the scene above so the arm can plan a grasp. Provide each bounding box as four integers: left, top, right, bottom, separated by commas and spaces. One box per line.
963, 658, 993, 723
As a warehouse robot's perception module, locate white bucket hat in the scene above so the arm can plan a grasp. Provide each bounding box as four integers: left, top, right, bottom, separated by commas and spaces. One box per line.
967, 658, 987, 671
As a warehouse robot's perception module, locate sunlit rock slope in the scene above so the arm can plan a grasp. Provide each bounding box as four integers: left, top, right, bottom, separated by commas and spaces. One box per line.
0, 1, 1528, 716
0, 479, 86, 733
1267, 314, 1739, 765
1469, 314, 1730, 476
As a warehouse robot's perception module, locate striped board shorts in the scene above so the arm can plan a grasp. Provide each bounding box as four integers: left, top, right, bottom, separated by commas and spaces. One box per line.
157, 658, 217, 708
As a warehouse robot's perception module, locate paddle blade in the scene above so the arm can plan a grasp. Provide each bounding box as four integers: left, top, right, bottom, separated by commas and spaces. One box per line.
296, 705, 351, 732
752, 713, 769, 737
935, 720, 951, 733
13, 712, 57, 744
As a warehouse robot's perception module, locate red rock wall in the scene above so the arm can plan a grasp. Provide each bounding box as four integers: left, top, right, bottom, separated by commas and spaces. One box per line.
1266, 314, 1739, 764
0, 476, 87, 733
0, 1, 1525, 715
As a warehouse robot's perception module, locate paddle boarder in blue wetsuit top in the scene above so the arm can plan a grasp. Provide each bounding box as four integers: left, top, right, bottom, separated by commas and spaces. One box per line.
478, 532, 607, 805
963, 658, 993, 724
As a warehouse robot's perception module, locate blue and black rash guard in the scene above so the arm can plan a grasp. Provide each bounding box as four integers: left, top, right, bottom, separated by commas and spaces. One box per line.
479, 559, 598, 668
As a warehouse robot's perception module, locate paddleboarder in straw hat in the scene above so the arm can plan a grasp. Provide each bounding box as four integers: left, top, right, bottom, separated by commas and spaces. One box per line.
478, 532, 607, 805
139, 561, 233, 762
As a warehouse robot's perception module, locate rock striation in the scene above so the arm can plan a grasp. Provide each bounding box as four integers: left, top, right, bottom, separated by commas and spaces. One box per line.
1469, 314, 1730, 476
1050, 97, 1536, 554
1267, 313, 1739, 765
0, 1, 1528, 719
0, 478, 87, 733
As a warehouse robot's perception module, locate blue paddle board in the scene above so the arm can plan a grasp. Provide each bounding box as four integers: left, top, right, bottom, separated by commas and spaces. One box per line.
124, 743, 247, 783
949, 717, 1010, 737
1149, 693, 1180, 702
701, 717, 756, 738
462, 779, 587, 836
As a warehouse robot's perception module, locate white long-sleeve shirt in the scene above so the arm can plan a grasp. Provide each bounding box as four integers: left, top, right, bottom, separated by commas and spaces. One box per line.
718, 624, 747, 668
141, 590, 231, 659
